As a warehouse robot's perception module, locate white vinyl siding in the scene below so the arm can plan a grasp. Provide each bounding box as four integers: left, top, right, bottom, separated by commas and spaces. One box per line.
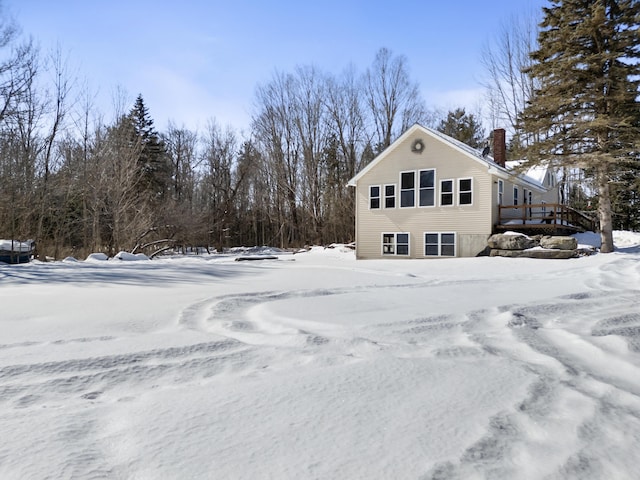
353, 128, 496, 259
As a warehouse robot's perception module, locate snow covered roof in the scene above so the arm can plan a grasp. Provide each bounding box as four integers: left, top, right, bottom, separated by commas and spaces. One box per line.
0, 239, 34, 252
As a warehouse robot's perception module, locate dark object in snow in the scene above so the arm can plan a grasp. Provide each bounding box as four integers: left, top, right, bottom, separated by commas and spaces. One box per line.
235, 255, 278, 261
0, 240, 35, 264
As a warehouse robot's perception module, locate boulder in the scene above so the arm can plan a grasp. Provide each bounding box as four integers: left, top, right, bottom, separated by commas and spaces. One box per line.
525, 249, 577, 259
487, 233, 536, 250
489, 249, 528, 257
490, 248, 576, 259
539, 236, 578, 250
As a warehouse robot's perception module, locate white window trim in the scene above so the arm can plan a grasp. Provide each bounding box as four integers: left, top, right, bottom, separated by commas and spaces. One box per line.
399, 170, 416, 208
382, 232, 410, 256
440, 178, 455, 207
369, 185, 381, 210
383, 183, 396, 209
498, 180, 504, 205
418, 168, 436, 208
424, 232, 457, 257
458, 177, 473, 206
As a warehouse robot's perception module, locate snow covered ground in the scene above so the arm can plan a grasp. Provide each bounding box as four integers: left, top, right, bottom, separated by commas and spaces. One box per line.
1, 232, 640, 479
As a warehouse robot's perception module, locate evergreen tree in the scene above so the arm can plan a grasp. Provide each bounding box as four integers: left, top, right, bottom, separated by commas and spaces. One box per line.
436, 108, 486, 148
519, 0, 640, 252
128, 94, 170, 200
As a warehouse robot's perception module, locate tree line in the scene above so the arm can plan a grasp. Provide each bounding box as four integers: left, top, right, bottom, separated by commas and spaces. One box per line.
1, 0, 638, 259
0, 25, 461, 258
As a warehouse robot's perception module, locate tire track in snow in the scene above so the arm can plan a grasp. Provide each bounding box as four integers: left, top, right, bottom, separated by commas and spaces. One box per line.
0, 339, 249, 409
425, 290, 640, 480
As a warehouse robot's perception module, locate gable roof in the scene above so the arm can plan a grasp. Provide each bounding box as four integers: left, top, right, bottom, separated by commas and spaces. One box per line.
347, 123, 546, 192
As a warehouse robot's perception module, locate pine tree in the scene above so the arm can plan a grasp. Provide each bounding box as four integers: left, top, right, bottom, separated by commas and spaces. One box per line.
129, 94, 170, 200
436, 108, 486, 148
519, 0, 640, 252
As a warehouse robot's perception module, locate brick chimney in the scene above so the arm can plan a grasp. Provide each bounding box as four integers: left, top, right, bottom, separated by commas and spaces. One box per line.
493, 128, 506, 167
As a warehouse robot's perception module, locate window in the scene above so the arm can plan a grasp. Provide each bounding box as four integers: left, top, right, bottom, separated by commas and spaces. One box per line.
440, 179, 454, 206
424, 232, 456, 257
396, 233, 409, 255
400, 172, 415, 207
424, 233, 439, 256
498, 180, 504, 205
459, 178, 472, 205
384, 184, 396, 209
382, 233, 410, 256
419, 169, 435, 207
513, 186, 519, 206
369, 185, 380, 209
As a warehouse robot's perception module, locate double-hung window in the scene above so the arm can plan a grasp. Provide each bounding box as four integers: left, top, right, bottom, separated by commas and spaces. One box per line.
384, 184, 396, 208
400, 172, 415, 207
513, 186, 519, 206
498, 180, 504, 205
382, 233, 410, 256
424, 232, 456, 257
419, 169, 435, 207
440, 179, 454, 206
458, 178, 472, 205
369, 186, 381, 209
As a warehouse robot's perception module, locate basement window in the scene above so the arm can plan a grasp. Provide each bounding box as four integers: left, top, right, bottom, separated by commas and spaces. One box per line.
383, 233, 410, 256
425, 232, 456, 257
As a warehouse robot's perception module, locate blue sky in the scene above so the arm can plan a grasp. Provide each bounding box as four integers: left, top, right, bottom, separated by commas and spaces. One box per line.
4, 0, 547, 133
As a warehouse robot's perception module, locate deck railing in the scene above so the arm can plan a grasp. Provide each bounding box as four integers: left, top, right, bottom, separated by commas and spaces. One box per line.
498, 203, 596, 233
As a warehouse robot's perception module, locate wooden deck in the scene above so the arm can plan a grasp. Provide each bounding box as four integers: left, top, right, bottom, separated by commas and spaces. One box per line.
495, 203, 596, 236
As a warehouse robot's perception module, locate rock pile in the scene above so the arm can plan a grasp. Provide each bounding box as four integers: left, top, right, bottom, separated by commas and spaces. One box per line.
487, 233, 580, 259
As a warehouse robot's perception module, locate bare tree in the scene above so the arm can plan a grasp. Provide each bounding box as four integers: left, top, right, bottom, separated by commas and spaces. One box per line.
163, 121, 199, 205
92, 117, 148, 253
323, 65, 367, 241
34, 45, 74, 257
0, 10, 39, 243
252, 71, 301, 247
291, 65, 329, 244
480, 11, 540, 137
364, 47, 428, 152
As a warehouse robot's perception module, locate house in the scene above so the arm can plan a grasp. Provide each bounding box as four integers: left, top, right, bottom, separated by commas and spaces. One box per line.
347, 124, 572, 259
